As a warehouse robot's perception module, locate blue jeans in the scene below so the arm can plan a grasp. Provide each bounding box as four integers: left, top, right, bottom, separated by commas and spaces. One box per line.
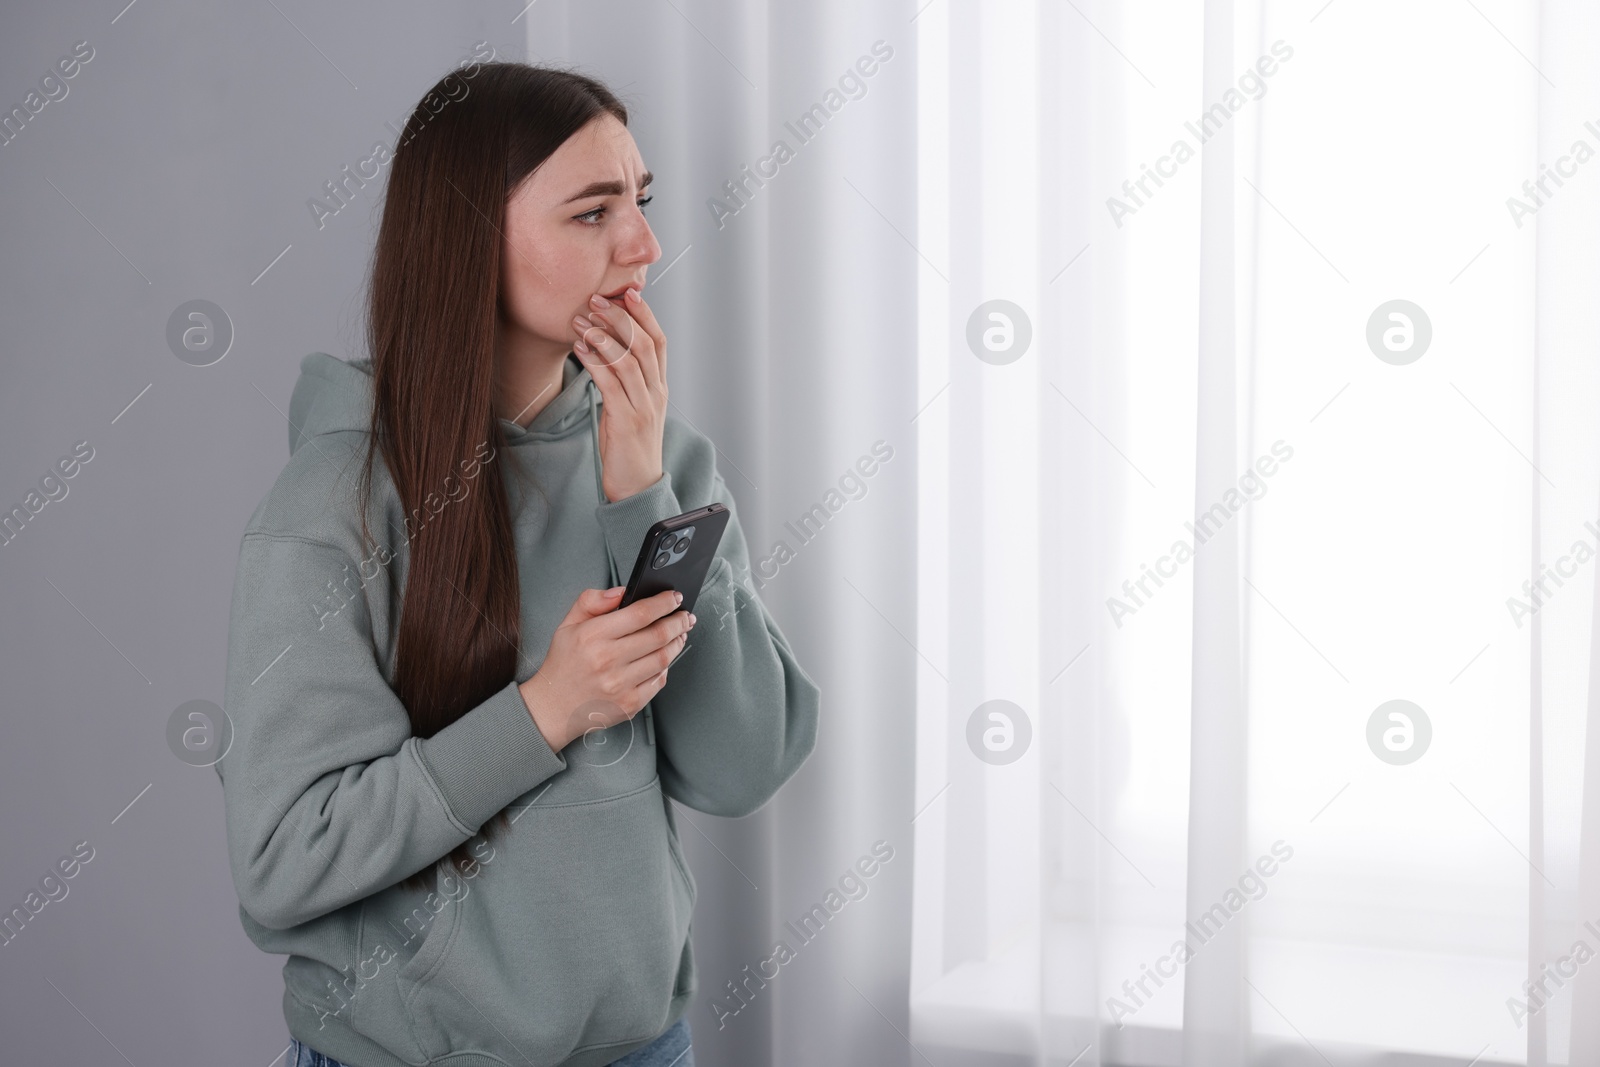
288, 1016, 694, 1067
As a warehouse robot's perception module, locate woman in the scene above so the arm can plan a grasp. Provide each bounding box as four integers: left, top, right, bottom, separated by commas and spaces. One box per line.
216, 60, 821, 1067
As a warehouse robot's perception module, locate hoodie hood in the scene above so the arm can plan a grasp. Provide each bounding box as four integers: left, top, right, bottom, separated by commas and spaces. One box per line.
286, 350, 598, 457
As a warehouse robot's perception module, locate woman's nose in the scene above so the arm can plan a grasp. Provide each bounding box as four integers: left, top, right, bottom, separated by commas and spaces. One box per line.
619, 219, 661, 265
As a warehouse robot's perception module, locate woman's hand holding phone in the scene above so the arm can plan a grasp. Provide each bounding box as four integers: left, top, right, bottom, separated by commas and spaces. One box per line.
519, 585, 696, 753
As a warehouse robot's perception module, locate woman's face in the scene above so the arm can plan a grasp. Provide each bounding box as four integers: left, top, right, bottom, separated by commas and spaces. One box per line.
498, 113, 661, 362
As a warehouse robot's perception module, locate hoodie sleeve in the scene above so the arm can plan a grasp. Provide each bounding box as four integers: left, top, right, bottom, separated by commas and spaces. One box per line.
594, 468, 821, 818
217, 532, 568, 931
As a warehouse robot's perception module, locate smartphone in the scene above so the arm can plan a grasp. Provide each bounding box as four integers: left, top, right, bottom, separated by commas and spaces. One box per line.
618, 503, 732, 615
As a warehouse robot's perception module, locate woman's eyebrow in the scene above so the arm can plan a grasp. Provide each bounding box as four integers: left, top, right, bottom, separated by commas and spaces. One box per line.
562, 170, 654, 204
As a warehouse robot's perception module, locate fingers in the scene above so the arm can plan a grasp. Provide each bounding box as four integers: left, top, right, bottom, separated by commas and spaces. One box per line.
577, 307, 638, 371
616, 626, 690, 694
592, 586, 682, 639
622, 287, 667, 378
599, 296, 663, 394
626, 665, 672, 712
593, 291, 663, 388
565, 586, 625, 625
572, 301, 627, 403
575, 298, 662, 405
577, 321, 651, 412
613, 602, 696, 671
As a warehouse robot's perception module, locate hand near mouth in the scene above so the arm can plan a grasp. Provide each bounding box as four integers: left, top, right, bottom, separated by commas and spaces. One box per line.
571, 286, 668, 504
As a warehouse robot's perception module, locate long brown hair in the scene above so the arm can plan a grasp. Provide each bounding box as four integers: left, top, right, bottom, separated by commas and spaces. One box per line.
355, 61, 629, 892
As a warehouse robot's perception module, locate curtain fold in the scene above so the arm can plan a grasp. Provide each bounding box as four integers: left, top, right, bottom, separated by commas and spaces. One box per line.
1181, 0, 1251, 1062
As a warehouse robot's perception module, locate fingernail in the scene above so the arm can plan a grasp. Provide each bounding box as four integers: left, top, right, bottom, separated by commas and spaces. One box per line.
574, 314, 593, 329
687, 613, 697, 626
626, 288, 641, 304
590, 294, 611, 309
574, 339, 591, 355
675, 591, 684, 604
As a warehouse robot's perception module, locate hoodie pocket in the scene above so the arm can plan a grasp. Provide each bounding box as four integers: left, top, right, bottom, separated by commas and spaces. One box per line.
388, 878, 463, 1026
396, 775, 693, 1065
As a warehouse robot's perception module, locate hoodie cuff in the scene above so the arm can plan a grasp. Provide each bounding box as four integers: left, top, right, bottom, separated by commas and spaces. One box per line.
413, 679, 567, 833
595, 471, 683, 583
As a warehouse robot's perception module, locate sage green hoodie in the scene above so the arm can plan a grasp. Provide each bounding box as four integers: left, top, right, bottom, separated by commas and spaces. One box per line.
216, 351, 821, 1067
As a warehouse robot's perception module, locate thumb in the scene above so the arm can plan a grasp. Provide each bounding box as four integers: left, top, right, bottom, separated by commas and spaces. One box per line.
566, 586, 625, 623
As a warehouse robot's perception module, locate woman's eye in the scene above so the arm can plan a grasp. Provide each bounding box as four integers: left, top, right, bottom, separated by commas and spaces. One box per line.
576, 195, 653, 225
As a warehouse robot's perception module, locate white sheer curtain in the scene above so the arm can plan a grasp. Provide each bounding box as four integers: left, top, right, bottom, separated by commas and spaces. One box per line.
912, 1, 1600, 1065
